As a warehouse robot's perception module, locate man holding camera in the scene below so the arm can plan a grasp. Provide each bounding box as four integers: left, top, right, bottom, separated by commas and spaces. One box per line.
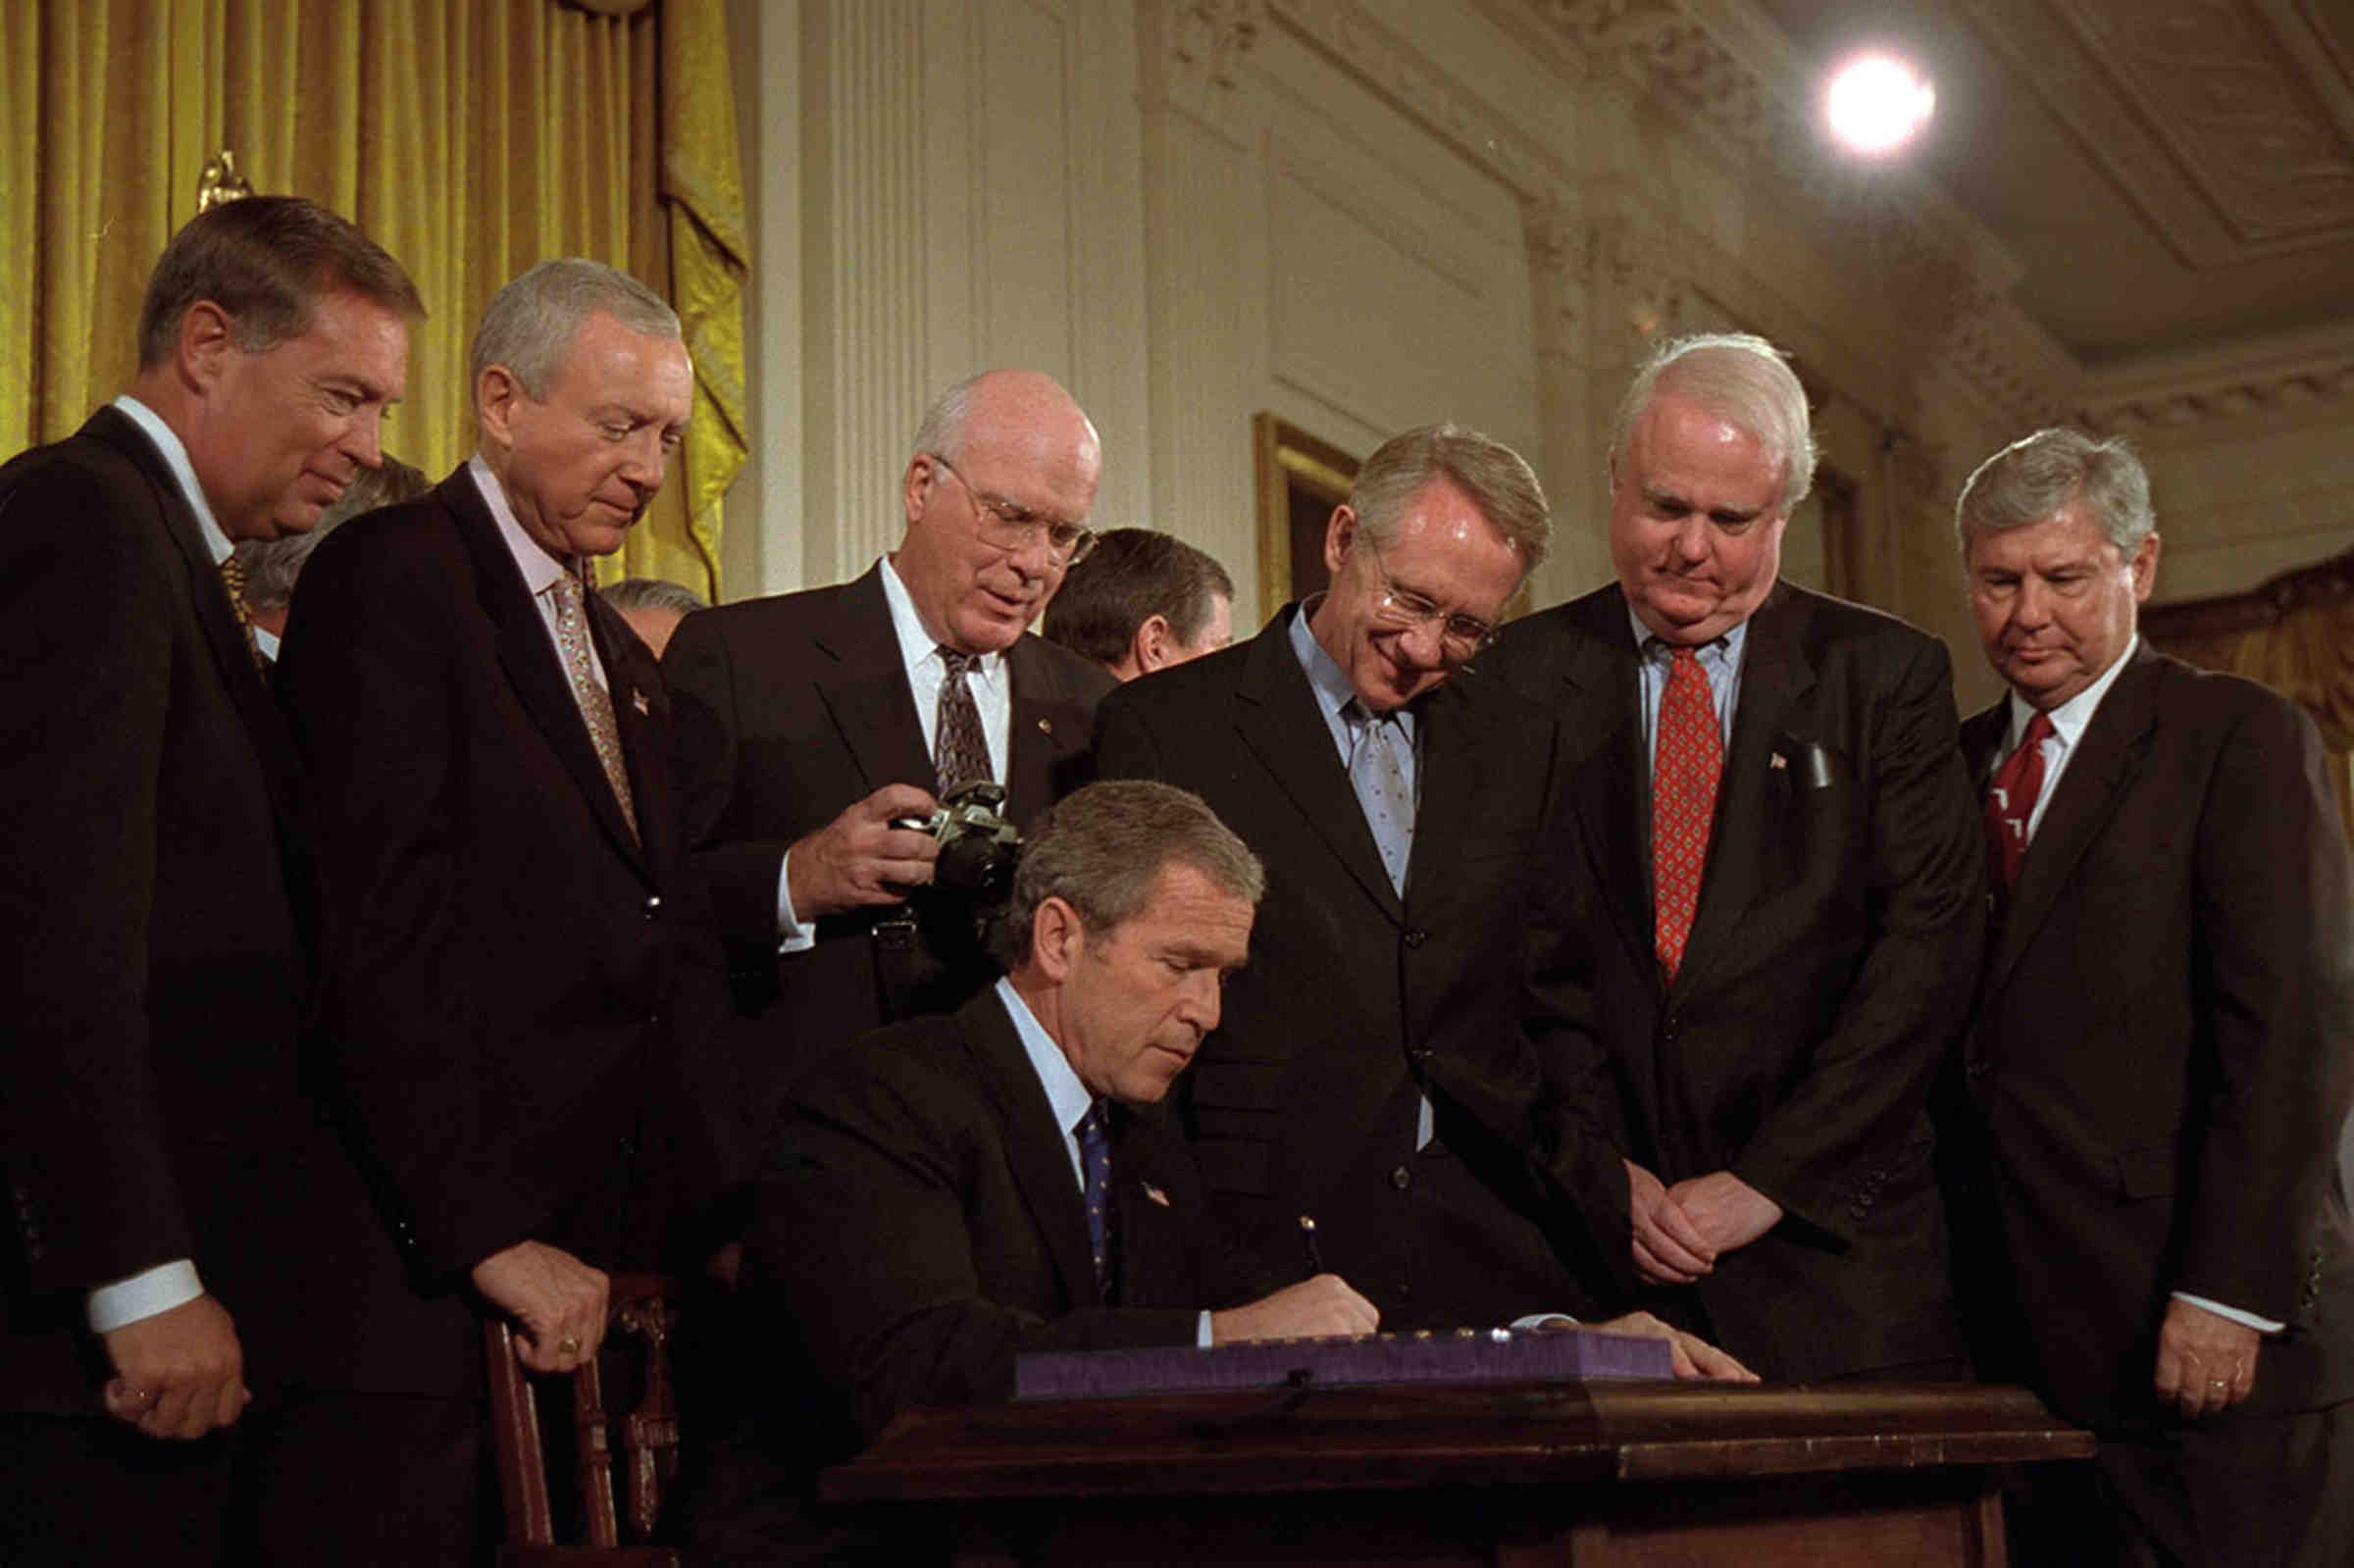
665, 370, 1116, 1133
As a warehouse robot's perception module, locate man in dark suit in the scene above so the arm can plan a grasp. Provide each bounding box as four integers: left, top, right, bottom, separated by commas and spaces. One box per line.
0, 196, 419, 1563
1948, 428, 2354, 1565
663, 369, 1114, 1117
1483, 333, 1983, 1382
1094, 426, 1676, 1337
1043, 526, 1235, 681
278, 258, 730, 1554
692, 781, 1376, 1561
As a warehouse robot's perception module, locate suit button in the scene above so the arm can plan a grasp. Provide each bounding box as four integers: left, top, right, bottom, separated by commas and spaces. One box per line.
643, 894, 663, 920
1403, 929, 1428, 948
1409, 1044, 1433, 1063
1966, 1057, 1990, 1079
1389, 1164, 1412, 1190
618, 1137, 638, 1159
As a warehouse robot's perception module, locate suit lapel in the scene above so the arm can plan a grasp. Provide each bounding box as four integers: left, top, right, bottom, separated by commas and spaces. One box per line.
445, 469, 646, 870
1987, 649, 2160, 996
91, 410, 302, 808
1109, 1102, 1192, 1306
1234, 611, 1403, 922
591, 598, 671, 873
1552, 590, 1657, 987
1003, 636, 1093, 823
810, 567, 934, 796
959, 990, 1100, 1308
1674, 586, 1815, 998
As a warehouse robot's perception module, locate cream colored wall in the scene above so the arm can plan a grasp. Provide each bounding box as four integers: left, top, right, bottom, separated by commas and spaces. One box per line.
719, 0, 2351, 707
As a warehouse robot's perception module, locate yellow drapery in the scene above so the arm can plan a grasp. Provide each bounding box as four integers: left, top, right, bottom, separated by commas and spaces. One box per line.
0, 0, 746, 599
2143, 550, 2354, 839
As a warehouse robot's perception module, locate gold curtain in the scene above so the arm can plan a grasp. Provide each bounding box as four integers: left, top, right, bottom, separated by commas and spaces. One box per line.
2143, 551, 2354, 839
0, 0, 746, 598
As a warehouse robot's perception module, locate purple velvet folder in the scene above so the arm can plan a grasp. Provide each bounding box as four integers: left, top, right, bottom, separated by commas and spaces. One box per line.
1015, 1328, 1674, 1401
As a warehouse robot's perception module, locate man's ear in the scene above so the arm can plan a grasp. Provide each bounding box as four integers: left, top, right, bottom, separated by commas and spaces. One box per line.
2128, 531, 2162, 604
901, 452, 939, 531
1322, 505, 1358, 580
177, 302, 239, 392
1030, 896, 1085, 984
476, 365, 526, 450
1132, 614, 1174, 673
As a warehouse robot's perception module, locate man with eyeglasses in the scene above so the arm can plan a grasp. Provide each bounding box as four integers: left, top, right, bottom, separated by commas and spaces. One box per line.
1091, 425, 1647, 1332
664, 369, 1115, 1150
1481, 333, 1983, 1384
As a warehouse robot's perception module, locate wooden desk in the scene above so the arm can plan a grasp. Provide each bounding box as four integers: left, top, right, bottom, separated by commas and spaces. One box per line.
823, 1381, 2093, 1565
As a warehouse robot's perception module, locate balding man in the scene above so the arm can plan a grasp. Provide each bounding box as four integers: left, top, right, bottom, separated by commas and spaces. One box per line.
1485, 332, 1983, 1383
0, 196, 418, 1564
666, 369, 1115, 1127
279, 259, 730, 1555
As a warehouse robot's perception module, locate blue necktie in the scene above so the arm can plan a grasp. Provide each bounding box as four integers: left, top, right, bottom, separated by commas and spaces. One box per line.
1076, 1103, 1112, 1300
1344, 699, 1413, 893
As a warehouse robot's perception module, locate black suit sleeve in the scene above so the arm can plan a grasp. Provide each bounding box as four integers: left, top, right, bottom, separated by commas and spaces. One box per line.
1731, 631, 1983, 1239
2178, 692, 2354, 1319
280, 534, 545, 1281
756, 1054, 1201, 1442
662, 608, 800, 957
0, 458, 191, 1292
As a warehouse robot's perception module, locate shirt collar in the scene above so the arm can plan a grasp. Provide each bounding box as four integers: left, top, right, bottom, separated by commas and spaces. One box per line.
1626, 601, 1747, 676
995, 976, 1097, 1139
879, 554, 999, 678
113, 395, 233, 567
2008, 634, 2139, 753
1287, 594, 1416, 736
469, 453, 573, 599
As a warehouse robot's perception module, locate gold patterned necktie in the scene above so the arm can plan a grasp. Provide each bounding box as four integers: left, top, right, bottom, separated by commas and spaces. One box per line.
217, 555, 266, 672
1653, 645, 1721, 983
548, 572, 640, 844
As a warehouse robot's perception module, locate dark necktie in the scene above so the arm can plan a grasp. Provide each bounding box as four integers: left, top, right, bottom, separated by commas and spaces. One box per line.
1076, 1102, 1112, 1301
1983, 711, 2057, 893
935, 647, 992, 793
1653, 645, 1721, 983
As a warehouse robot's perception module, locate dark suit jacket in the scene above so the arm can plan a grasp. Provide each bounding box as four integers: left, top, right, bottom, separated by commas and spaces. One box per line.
1953, 646, 2354, 1428
0, 406, 373, 1408
662, 564, 1111, 1105
278, 466, 729, 1391
1485, 581, 1982, 1379
751, 987, 1255, 1446
1092, 608, 1632, 1331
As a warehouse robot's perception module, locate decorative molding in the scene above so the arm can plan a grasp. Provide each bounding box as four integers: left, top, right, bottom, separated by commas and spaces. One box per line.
2074, 320, 2354, 432
1169, 0, 1265, 88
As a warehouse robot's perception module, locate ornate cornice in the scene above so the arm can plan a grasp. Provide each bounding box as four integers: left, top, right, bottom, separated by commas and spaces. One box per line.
2075, 324, 2354, 433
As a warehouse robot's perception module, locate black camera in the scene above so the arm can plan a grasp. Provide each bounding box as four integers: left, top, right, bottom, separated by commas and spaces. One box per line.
892, 780, 1021, 900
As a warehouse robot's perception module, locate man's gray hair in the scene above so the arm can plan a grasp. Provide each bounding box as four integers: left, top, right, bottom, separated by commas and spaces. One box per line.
230, 453, 432, 612
1955, 428, 2156, 555
1613, 332, 1817, 512
599, 577, 708, 617
470, 258, 681, 401
991, 780, 1264, 971
911, 374, 985, 463
1349, 424, 1551, 570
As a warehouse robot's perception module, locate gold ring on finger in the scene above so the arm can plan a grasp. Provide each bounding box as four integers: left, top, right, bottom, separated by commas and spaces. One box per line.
557, 1337, 582, 1356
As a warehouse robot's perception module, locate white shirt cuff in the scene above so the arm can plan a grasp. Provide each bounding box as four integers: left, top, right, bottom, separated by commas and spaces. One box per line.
2173, 1290, 2285, 1335
86, 1260, 205, 1333
1511, 1312, 1580, 1331
1197, 1309, 1214, 1347
775, 851, 814, 955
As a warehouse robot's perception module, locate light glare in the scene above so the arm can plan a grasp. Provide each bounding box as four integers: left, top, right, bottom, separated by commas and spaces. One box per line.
1825, 54, 1935, 156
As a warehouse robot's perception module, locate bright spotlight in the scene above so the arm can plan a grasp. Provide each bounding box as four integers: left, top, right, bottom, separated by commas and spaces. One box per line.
1824, 53, 1935, 157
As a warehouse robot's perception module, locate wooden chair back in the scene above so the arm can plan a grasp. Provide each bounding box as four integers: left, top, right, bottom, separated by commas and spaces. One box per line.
484, 1271, 686, 1566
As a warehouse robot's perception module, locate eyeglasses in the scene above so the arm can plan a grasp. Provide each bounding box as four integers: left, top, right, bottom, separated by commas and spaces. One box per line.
1364, 541, 1499, 662
926, 453, 1097, 567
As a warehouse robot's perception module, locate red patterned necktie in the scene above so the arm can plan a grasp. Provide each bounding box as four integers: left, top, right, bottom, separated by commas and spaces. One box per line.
1653, 645, 1721, 983
936, 647, 993, 793
1982, 711, 2056, 893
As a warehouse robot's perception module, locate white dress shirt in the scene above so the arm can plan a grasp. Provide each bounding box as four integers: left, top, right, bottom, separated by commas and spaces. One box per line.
773, 556, 1012, 949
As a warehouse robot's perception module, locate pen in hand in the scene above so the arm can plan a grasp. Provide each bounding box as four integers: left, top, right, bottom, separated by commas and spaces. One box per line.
1299, 1213, 1325, 1277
